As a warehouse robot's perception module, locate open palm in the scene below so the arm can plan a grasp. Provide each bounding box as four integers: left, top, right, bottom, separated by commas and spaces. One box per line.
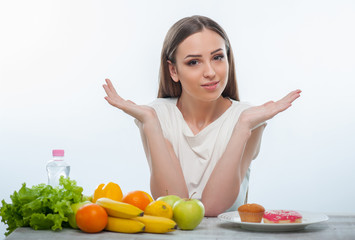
103, 79, 156, 123
240, 90, 301, 130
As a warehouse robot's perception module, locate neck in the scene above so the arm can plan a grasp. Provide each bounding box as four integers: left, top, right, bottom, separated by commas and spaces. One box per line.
177, 94, 231, 134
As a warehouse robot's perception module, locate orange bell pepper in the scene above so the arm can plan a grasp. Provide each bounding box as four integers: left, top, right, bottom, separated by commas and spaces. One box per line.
92, 182, 123, 203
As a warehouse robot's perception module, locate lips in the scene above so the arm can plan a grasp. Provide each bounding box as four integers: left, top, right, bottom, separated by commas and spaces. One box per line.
201, 81, 220, 90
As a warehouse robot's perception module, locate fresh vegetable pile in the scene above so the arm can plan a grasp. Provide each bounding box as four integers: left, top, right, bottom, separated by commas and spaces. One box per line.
1, 180, 205, 236
0, 177, 83, 236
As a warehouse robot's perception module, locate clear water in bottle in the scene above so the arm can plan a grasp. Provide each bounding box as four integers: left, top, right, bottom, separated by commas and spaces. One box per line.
46, 149, 70, 187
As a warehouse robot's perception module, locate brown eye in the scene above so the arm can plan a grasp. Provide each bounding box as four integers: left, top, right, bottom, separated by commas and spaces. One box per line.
188, 60, 199, 66
213, 55, 224, 61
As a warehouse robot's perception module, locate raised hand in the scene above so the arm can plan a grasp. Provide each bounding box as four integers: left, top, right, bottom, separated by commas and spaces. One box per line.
239, 89, 301, 130
103, 78, 156, 123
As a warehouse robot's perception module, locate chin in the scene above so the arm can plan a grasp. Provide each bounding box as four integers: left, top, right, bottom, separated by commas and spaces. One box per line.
199, 95, 224, 103
207, 91, 226, 100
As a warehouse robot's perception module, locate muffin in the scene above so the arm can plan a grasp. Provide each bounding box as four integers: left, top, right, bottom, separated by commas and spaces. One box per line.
238, 203, 265, 223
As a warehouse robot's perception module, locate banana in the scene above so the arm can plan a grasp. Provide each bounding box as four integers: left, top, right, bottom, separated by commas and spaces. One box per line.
96, 197, 144, 218
105, 216, 145, 233
134, 215, 177, 233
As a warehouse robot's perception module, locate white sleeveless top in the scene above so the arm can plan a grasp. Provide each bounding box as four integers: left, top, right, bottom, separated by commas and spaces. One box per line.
135, 98, 263, 211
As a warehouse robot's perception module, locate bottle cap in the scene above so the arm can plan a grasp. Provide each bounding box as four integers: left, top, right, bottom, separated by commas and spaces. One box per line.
52, 149, 64, 156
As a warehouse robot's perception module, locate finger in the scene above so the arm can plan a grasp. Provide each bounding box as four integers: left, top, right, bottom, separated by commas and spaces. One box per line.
273, 97, 293, 112
282, 90, 300, 101
103, 79, 114, 95
103, 82, 125, 103
104, 96, 118, 108
279, 89, 301, 104
102, 84, 118, 100
103, 83, 114, 95
276, 102, 292, 113
105, 78, 119, 96
275, 90, 301, 113
260, 90, 301, 119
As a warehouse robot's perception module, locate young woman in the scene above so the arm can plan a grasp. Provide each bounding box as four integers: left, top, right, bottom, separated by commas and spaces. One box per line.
103, 15, 301, 216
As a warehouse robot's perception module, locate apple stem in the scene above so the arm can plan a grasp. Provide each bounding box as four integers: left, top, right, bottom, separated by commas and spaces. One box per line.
166, 189, 169, 195
189, 192, 197, 200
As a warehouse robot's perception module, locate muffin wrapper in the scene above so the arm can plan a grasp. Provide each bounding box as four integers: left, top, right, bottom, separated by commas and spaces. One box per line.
238, 212, 264, 223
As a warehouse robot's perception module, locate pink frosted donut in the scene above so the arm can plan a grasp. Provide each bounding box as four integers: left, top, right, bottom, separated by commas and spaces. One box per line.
263, 210, 302, 224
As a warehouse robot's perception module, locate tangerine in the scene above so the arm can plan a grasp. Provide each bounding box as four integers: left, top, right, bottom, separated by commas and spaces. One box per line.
122, 190, 151, 211
76, 203, 108, 233
142, 191, 154, 202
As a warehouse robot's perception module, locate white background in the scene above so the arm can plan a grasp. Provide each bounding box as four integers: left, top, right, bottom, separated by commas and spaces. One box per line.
1, 0, 354, 238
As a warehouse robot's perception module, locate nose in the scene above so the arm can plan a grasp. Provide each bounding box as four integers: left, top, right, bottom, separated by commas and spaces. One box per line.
203, 62, 216, 79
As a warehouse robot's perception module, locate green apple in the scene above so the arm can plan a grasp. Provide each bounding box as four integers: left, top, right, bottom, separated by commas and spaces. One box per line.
156, 195, 181, 208
173, 198, 205, 230
68, 201, 91, 229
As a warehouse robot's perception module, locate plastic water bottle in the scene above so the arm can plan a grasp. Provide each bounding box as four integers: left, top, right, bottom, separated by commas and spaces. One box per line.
46, 149, 70, 187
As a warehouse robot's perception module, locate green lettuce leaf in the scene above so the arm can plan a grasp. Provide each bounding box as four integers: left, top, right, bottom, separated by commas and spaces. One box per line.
30, 213, 67, 231
0, 177, 83, 236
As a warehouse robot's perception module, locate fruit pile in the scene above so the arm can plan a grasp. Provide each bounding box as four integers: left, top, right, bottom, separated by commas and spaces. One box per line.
72, 182, 205, 234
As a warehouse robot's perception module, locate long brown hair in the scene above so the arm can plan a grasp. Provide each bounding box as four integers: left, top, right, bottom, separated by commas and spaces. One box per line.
158, 15, 239, 101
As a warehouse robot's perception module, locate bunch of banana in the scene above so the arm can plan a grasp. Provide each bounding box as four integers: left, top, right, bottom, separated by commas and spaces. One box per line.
96, 197, 177, 234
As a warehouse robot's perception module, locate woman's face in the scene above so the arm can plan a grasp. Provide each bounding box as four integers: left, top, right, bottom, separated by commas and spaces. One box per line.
169, 29, 229, 102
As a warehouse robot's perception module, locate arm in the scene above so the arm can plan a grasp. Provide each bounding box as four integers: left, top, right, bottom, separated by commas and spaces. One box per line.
202, 90, 301, 216
141, 122, 189, 199
103, 79, 188, 199
202, 123, 265, 216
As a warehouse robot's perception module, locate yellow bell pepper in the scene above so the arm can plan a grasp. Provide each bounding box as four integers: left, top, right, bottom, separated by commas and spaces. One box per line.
92, 182, 123, 203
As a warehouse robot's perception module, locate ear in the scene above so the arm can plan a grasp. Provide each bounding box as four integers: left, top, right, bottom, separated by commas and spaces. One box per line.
167, 60, 179, 83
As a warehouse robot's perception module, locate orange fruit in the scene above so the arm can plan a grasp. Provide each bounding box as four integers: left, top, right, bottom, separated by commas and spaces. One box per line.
142, 191, 154, 202
144, 200, 173, 219
122, 190, 151, 211
76, 203, 108, 233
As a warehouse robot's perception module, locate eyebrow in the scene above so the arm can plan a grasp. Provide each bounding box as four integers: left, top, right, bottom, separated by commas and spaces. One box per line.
184, 48, 223, 59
